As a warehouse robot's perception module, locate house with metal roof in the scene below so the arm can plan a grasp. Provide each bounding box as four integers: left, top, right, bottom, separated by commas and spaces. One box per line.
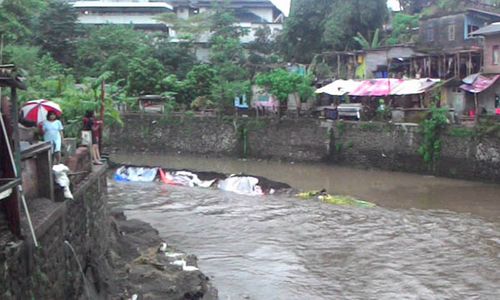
471, 22, 500, 74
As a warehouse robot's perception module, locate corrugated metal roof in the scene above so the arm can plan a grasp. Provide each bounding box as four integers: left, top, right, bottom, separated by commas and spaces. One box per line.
470, 22, 500, 36
460, 74, 500, 93
315, 80, 362, 96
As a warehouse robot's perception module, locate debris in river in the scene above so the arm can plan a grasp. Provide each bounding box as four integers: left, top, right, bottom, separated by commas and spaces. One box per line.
114, 165, 292, 196
296, 190, 376, 208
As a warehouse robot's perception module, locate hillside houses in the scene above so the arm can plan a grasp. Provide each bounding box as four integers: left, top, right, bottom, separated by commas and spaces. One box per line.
313, 4, 500, 123
70, 0, 284, 41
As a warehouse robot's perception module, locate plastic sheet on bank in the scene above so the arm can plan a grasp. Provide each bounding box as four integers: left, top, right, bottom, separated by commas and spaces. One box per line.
53, 164, 73, 199
114, 166, 158, 182
115, 166, 268, 196
217, 176, 264, 196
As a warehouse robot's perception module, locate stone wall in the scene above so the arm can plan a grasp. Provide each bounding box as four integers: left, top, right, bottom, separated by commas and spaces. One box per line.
108, 113, 238, 155
109, 114, 500, 182
331, 121, 500, 182
0, 162, 109, 299
245, 118, 331, 161
107, 114, 332, 162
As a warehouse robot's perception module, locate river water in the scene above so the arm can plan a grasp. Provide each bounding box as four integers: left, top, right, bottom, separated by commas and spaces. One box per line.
109, 153, 500, 299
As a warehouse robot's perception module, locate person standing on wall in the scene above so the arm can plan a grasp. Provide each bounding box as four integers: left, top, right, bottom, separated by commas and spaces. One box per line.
83, 110, 103, 165
41, 111, 64, 164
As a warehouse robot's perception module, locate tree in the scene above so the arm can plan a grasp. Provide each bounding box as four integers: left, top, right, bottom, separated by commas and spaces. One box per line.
159, 64, 217, 107
208, 4, 250, 109
36, 0, 78, 65
255, 69, 312, 104
323, 0, 388, 51
246, 25, 280, 66
281, 0, 388, 62
398, 0, 436, 14
155, 11, 212, 41
279, 0, 332, 63
126, 57, 165, 95
2, 45, 41, 75
75, 25, 147, 80
0, 0, 46, 44
151, 34, 196, 79
386, 13, 419, 45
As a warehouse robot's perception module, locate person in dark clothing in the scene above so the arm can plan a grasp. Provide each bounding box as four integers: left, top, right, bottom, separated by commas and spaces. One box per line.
83, 110, 103, 165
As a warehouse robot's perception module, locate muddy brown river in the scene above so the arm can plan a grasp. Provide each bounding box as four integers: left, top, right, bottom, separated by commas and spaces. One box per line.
109, 153, 500, 299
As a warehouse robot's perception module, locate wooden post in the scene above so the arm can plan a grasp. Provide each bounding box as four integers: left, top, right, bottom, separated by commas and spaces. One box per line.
99, 80, 105, 153
429, 56, 433, 77
479, 50, 483, 72
337, 54, 340, 79
438, 55, 442, 78
10, 88, 21, 176
410, 57, 413, 77
36, 145, 54, 201
474, 92, 479, 123
468, 51, 472, 76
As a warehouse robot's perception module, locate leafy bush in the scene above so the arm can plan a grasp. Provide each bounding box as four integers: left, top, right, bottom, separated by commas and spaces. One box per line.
418, 106, 449, 168
255, 69, 313, 103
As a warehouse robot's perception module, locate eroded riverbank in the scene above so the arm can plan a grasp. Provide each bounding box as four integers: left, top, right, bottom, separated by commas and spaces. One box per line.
105, 211, 217, 300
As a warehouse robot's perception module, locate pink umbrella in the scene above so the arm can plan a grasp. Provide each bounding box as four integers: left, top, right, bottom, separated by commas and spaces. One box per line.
20, 99, 62, 124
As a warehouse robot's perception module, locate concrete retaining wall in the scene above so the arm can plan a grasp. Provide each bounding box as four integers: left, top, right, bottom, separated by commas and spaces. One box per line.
108, 114, 500, 183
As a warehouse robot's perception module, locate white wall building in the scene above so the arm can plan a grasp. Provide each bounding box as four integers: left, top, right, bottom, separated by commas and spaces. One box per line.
72, 1, 173, 31
169, 0, 284, 61
70, 0, 284, 61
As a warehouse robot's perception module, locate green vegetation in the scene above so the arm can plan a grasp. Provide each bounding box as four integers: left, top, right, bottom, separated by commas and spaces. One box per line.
417, 106, 449, 169
449, 127, 475, 138
3, 0, 498, 138
386, 13, 419, 45
296, 191, 376, 208
255, 69, 313, 104
281, 0, 388, 63
353, 29, 382, 50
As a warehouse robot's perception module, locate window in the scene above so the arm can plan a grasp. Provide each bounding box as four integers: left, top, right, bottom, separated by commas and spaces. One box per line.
448, 24, 455, 41
467, 24, 479, 36
426, 25, 434, 42
493, 45, 500, 65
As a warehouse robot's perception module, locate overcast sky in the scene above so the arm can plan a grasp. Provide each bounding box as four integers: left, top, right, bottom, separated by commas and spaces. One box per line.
271, 0, 401, 16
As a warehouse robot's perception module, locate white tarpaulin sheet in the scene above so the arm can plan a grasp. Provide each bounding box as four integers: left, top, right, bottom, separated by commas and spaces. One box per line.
217, 176, 264, 196
162, 170, 215, 188
315, 80, 362, 96
115, 167, 158, 182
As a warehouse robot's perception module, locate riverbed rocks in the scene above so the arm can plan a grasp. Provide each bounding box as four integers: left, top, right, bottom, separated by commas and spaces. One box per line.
105, 211, 218, 300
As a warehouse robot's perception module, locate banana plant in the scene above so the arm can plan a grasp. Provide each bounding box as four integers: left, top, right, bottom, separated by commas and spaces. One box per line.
353, 28, 382, 50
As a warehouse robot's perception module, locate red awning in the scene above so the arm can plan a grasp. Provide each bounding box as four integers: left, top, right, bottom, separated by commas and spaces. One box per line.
349, 79, 403, 97
460, 74, 500, 94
